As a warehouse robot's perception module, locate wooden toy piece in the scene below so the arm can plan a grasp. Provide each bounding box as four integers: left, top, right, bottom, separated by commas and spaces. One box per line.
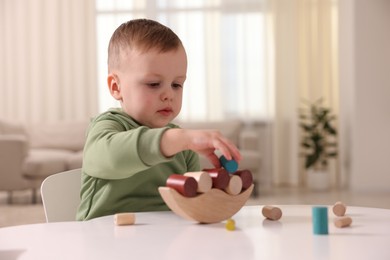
234, 169, 253, 190
219, 155, 238, 173
312, 206, 329, 235
184, 171, 212, 193
334, 216, 352, 228
203, 168, 230, 189
114, 213, 136, 226
224, 175, 243, 195
332, 201, 347, 217
166, 174, 198, 197
158, 184, 254, 224
225, 218, 236, 231
262, 205, 282, 221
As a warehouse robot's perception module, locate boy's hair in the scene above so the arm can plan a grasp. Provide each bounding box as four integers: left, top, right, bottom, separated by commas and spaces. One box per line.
108, 19, 183, 72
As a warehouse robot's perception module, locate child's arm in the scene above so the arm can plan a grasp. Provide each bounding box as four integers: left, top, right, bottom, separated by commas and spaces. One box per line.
83, 119, 172, 179
160, 128, 242, 168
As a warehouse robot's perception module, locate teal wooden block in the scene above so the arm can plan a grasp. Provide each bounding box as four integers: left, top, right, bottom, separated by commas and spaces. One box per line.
219, 155, 238, 173
312, 206, 329, 235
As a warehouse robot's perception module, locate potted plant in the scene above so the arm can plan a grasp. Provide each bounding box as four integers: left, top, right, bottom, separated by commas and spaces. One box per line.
299, 98, 338, 190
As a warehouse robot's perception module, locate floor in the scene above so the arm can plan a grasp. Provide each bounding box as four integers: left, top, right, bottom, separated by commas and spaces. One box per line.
1, 186, 389, 228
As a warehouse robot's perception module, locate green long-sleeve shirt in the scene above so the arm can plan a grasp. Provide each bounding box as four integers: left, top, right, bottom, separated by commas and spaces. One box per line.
76, 108, 200, 220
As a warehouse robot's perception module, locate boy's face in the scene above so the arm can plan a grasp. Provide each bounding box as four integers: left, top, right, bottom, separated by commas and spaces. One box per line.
108, 46, 187, 128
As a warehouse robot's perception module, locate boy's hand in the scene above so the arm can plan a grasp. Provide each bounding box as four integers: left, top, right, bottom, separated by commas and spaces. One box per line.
161, 129, 242, 168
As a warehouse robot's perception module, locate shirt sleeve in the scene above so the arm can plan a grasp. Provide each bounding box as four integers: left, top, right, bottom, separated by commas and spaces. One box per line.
83, 116, 172, 180
184, 150, 201, 172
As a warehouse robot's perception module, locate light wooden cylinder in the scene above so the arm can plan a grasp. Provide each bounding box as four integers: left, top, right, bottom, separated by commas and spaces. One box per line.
262, 205, 282, 221
224, 175, 243, 195
333, 201, 347, 217
114, 213, 136, 226
334, 216, 352, 228
184, 171, 212, 193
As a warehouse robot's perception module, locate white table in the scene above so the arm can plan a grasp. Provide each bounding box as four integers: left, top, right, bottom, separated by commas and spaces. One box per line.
0, 205, 389, 260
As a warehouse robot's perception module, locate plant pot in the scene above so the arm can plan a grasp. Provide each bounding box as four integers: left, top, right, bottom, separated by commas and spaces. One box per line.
306, 169, 330, 191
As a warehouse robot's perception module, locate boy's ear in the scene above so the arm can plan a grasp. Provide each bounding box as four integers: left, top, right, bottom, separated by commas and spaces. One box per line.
107, 73, 122, 100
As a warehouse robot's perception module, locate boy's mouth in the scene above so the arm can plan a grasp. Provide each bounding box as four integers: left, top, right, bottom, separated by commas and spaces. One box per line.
157, 107, 173, 116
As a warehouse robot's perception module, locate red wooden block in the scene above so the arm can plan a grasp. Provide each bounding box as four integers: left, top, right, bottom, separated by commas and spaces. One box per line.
166, 174, 198, 197
234, 169, 253, 190
203, 168, 230, 189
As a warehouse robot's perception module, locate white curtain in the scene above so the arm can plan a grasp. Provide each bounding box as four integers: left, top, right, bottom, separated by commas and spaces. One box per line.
0, 0, 98, 123
267, 0, 339, 186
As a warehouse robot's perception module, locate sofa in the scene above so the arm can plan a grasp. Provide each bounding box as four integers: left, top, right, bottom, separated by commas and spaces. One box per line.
0, 119, 88, 203
0, 118, 262, 201
21, 121, 88, 182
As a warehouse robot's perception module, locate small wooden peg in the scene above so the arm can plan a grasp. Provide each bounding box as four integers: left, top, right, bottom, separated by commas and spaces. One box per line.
262, 205, 282, 221
114, 213, 136, 226
334, 216, 352, 228
224, 175, 243, 195
184, 171, 212, 193
333, 201, 347, 217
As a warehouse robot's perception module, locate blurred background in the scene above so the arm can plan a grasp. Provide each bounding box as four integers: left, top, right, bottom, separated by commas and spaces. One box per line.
0, 0, 389, 224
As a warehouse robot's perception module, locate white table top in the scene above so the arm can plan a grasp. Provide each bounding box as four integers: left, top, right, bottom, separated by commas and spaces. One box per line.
0, 205, 390, 260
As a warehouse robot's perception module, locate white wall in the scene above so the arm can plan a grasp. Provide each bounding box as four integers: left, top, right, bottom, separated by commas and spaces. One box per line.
340, 0, 390, 192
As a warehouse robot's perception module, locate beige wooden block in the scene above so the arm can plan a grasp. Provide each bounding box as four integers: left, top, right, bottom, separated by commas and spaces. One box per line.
333, 201, 347, 217
184, 171, 212, 193
262, 205, 282, 221
224, 175, 243, 195
114, 213, 136, 226
334, 216, 352, 228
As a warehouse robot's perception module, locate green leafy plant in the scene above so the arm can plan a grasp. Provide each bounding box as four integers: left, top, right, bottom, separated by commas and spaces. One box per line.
299, 98, 338, 170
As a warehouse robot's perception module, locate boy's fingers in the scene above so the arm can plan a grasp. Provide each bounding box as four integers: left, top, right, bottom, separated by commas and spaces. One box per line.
213, 140, 232, 160
217, 138, 242, 163
231, 148, 242, 163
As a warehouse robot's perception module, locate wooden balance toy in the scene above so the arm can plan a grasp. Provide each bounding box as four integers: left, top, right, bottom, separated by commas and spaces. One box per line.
159, 168, 254, 224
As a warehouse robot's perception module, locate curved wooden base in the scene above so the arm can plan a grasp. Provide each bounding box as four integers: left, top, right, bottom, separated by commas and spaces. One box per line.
159, 184, 254, 224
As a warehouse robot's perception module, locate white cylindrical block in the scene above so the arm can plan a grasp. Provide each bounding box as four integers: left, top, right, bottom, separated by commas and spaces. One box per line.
224, 175, 243, 195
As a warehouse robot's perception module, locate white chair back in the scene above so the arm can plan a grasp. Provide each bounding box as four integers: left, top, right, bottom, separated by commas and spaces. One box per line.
41, 168, 82, 222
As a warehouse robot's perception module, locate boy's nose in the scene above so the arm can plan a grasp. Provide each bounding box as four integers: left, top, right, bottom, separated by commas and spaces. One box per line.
161, 85, 174, 101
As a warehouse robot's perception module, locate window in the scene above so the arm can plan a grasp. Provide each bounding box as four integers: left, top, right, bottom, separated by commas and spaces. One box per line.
95, 0, 267, 121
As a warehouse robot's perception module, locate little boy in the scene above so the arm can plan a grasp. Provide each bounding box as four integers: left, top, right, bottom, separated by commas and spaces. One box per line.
77, 19, 241, 220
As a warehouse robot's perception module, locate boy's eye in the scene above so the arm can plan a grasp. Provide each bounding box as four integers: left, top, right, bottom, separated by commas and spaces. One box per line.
172, 83, 183, 89
147, 83, 160, 87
